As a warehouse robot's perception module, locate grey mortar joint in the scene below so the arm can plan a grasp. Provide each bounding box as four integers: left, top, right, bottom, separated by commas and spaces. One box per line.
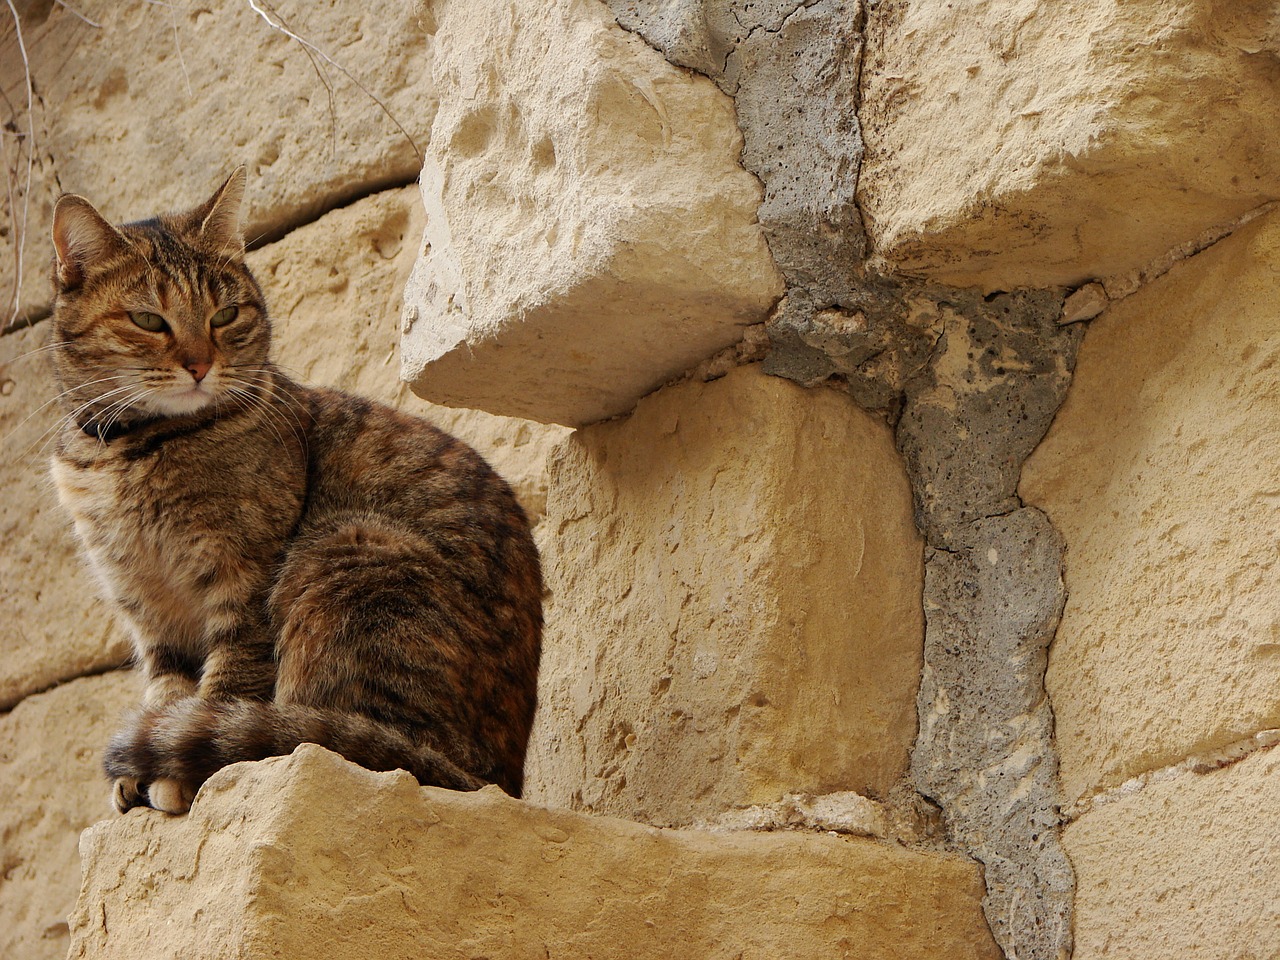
608, 3, 1084, 958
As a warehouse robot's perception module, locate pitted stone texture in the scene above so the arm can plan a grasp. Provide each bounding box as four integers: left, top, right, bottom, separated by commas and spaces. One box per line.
860, 0, 1280, 289
1021, 209, 1280, 807
1065, 744, 1280, 959
526, 365, 923, 826
401, 0, 782, 426
913, 509, 1074, 960
248, 186, 568, 520
0, 324, 129, 709
608, 0, 866, 302
69, 744, 1001, 960
895, 287, 1079, 548
1, 0, 434, 304
0, 670, 137, 960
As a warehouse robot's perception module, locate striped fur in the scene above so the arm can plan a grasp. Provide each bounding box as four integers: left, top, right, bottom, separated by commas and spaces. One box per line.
48, 170, 542, 813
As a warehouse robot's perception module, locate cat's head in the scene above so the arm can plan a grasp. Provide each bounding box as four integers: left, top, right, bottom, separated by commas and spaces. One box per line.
49, 168, 271, 430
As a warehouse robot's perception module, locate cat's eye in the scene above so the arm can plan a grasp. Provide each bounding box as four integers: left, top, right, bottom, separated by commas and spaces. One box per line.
129, 311, 167, 333
210, 306, 239, 328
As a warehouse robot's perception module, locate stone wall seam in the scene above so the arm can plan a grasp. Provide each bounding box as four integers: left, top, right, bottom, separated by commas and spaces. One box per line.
1063, 729, 1280, 823
601, 4, 1082, 958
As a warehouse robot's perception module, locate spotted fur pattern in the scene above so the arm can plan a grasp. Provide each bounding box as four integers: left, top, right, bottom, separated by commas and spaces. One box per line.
47, 170, 541, 813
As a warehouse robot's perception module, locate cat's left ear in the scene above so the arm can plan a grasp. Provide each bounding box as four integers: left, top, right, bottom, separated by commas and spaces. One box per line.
192, 166, 247, 259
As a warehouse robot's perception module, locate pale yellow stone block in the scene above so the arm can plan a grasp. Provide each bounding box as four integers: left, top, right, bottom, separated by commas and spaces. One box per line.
1021, 210, 1280, 805
860, 0, 1280, 289
0, 671, 137, 960
68, 744, 1000, 960
400, 0, 784, 426
1066, 744, 1280, 959
526, 365, 924, 825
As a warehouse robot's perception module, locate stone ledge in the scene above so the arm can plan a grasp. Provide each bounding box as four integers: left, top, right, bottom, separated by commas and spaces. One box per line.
69, 744, 1000, 960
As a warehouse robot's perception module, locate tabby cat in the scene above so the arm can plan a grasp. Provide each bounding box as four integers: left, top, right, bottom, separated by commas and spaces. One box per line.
47, 169, 542, 814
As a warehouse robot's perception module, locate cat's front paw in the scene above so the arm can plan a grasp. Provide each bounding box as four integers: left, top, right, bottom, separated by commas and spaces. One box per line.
147, 778, 196, 814
111, 776, 148, 813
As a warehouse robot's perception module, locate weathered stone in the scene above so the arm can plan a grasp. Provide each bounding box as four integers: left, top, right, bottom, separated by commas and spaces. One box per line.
248, 186, 568, 519
0, 323, 129, 709
609, 0, 866, 302
69, 744, 1001, 960
913, 509, 1074, 960
895, 287, 1079, 547
1021, 209, 1280, 806
1065, 742, 1280, 959
0, 670, 137, 960
860, 0, 1280, 289
401, 0, 783, 426
525, 364, 924, 825
1, 0, 435, 317
1059, 282, 1108, 324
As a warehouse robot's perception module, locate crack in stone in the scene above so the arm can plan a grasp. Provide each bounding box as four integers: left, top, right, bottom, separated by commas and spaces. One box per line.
1064, 728, 1280, 823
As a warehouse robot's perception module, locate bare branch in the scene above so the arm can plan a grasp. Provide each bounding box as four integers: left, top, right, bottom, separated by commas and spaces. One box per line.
3, 0, 35, 330
245, 0, 422, 164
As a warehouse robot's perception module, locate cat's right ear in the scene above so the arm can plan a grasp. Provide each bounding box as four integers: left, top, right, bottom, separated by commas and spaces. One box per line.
52, 195, 128, 290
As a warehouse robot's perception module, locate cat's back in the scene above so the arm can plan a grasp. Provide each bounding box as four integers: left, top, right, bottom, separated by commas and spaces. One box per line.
295, 385, 542, 605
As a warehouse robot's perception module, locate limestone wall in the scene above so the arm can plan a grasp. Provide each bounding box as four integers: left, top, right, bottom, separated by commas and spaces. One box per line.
2, 1, 1277, 959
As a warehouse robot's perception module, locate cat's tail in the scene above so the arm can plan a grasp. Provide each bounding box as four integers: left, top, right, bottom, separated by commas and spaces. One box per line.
104, 697, 485, 799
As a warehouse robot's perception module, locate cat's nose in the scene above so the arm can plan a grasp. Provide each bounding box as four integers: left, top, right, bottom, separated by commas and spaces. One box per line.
186, 361, 212, 383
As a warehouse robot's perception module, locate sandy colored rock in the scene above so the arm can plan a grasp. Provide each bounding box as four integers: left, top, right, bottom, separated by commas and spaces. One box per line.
1065, 742, 1280, 959
0, 0, 435, 317
68, 743, 1000, 960
248, 186, 568, 519
401, 0, 783, 426
0, 323, 129, 709
860, 0, 1280, 289
526, 365, 923, 825
0, 670, 138, 960
1021, 210, 1280, 805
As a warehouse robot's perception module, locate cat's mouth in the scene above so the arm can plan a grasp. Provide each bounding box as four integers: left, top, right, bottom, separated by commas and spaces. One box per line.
153, 379, 219, 416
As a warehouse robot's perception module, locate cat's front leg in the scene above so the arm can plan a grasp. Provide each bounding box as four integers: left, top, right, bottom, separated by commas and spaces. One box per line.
111, 639, 203, 813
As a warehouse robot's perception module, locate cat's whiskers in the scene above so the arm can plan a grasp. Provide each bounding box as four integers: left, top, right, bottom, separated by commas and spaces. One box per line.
228, 368, 310, 436
2, 374, 139, 449
0, 338, 74, 368
25, 382, 150, 462
222, 383, 296, 454
92, 387, 158, 445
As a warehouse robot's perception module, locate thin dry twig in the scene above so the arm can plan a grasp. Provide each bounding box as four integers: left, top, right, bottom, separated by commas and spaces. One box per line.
3, 0, 35, 330
245, 0, 422, 163
54, 0, 102, 28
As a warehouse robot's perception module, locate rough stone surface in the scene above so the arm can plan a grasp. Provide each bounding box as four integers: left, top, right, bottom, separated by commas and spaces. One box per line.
1060, 282, 1108, 324
0, 0, 435, 319
248, 186, 568, 519
770, 283, 1081, 959
1021, 209, 1280, 806
1065, 743, 1280, 959
913, 510, 1074, 959
860, 0, 1280, 289
69, 744, 1001, 960
401, 0, 783, 426
526, 364, 924, 826
0, 670, 137, 960
608, 0, 866, 302
0, 323, 129, 709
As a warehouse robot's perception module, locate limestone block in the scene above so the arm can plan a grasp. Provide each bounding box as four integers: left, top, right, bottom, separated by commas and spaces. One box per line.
1021, 210, 1280, 805
1065, 743, 1280, 959
608, 0, 867, 303
400, 0, 784, 426
0, 670, 137, 960
248, 186, 568, 519
0, 324, 129, 709
526, 365, 923, 825
1, 0, 435, 315
860, 0, 1280, 289
68, 744, 1001, 960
